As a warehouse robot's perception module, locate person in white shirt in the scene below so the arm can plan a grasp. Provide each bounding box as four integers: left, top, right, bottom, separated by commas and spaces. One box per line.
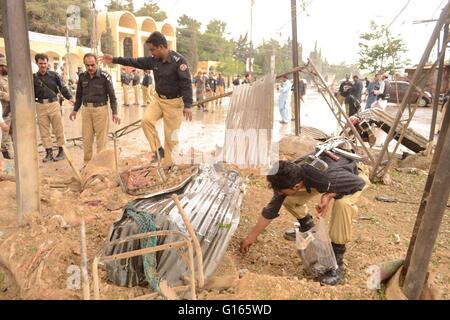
0, 101, 9, 132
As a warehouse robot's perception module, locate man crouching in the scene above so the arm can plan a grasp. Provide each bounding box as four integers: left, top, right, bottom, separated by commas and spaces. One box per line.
240, 155, 370, 286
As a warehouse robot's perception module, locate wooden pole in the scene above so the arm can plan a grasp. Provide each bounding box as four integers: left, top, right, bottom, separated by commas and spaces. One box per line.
62, 145, 83, 184
428, 23, 448, 144
402, 109, 450, 299
291, 0, 301, 135
401, 98, 450, 281
370, 2, 450, 181
1, 0, 41, 225
172, 194, 205, 289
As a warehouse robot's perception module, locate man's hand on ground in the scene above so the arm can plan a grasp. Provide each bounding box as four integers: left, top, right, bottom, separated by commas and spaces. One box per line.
240, 235, 256, 254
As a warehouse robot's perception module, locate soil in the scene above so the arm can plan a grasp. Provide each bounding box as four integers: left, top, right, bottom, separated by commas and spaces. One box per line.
0, 148, 448, 300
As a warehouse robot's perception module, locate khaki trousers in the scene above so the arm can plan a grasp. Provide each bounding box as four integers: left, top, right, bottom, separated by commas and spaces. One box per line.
141, 86, 152, 106
290, 93, 302, 121
141, 96, 183, 165
123, 85, 131, 105
81, 105, 109, 163
36, 101, 65, 148
282, 170, 370, 245
133, 85, 140, 105
216, 85, 225, 106
205, 91, 216, 111
1, 114, 12, 152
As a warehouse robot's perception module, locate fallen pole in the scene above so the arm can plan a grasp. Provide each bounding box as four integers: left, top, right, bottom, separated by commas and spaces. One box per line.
172, 194, 205, 289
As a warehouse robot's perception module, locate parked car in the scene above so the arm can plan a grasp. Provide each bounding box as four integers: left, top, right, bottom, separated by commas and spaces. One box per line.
388, 81, 432, 107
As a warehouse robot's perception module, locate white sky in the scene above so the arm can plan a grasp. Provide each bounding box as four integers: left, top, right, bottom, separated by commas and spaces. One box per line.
97, 0, 448, 65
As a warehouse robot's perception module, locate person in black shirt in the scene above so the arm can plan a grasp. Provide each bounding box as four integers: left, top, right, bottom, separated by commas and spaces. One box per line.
69, 53, 120, 164
33, 53, 74, 162
121, 68, 132, 106
101, 31, 193, 166
131, 69, 141, 105
240, 155, 370, 286
141, 70, 153, 106
338, 74, 354, 115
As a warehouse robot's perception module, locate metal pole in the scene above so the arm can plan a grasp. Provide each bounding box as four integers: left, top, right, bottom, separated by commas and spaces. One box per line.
402, 104, 450, 299
370, 2, 450, 181
1, 0, 41, 225
429, 23, 448, 143
291, 0, 301, 135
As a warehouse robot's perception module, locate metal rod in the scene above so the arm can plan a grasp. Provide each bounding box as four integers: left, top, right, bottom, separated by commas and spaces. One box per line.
370, 2, 450, 181
291, 0, 301, 135
1, 0, 41, 225
429, 23, 448, 143
402, 110, 450, 299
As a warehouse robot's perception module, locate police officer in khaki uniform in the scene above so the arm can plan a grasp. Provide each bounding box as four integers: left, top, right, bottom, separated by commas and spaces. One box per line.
131, 69, 141, 105
121, 68, 132, 106
0, 55, 13, 159
70, 53, 120, 164
101, 31, 193, 167
240, 156, 370, 286
34, 53, 75, 162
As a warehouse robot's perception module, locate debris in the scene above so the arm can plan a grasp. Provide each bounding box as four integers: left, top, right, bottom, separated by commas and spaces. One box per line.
381, 174, 393, 185
395, 167, 428, 175
393, 234, 401, 244
105, 164, 243, 288
238, 269, 249, 278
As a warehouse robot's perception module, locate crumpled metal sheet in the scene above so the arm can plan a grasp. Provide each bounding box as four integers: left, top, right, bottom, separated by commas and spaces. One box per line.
104, 164, 243, 288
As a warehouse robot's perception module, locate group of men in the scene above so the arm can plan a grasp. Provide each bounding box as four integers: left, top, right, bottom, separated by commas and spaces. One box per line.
193, 71, 226, 113
2, 30, 371, 288
120, 68, 155, 107
337, 74, 364, 116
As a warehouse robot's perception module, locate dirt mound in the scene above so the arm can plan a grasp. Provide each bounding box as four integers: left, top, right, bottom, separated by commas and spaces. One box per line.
395, 153, 433, 170
279, 135, 317, 160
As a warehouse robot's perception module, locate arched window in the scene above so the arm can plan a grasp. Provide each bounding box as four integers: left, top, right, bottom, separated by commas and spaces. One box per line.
123, 37, 133, 57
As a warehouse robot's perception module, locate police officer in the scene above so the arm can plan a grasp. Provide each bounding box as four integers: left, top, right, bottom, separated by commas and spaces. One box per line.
34, 53, 75, 162
121, 68, 132, 106
100, 31, 193, 167
0, 55, 13, 159
69, 53, 121, 164
131, 69, 141, 105
141, 70, 153, 107
240, 156, 370, 286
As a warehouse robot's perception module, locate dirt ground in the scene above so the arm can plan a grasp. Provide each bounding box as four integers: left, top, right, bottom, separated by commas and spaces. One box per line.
0, 148, 448, 300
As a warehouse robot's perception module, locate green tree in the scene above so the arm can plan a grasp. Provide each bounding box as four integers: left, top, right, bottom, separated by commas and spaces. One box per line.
106, 0, 133, 12
199, 19, 233, 61
233, 34, 250, 65
176, 15, 201, 72
358, 20, 410, 75
23, 0, 91, 46
101, 14, 114, 56
135, 2, 167, 21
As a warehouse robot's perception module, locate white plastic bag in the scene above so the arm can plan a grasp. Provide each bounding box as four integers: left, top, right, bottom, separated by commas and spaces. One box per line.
295, 218, 337, 275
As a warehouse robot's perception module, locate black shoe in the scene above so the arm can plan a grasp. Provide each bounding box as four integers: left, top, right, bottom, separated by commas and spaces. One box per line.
151, 147, 165, 163
43, 148, 54, 162
2, 150, 13, 159
53, 146, 65, 161
318, 266, 344, 286
318, 243, 346, 286
284, 214, 315, 241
